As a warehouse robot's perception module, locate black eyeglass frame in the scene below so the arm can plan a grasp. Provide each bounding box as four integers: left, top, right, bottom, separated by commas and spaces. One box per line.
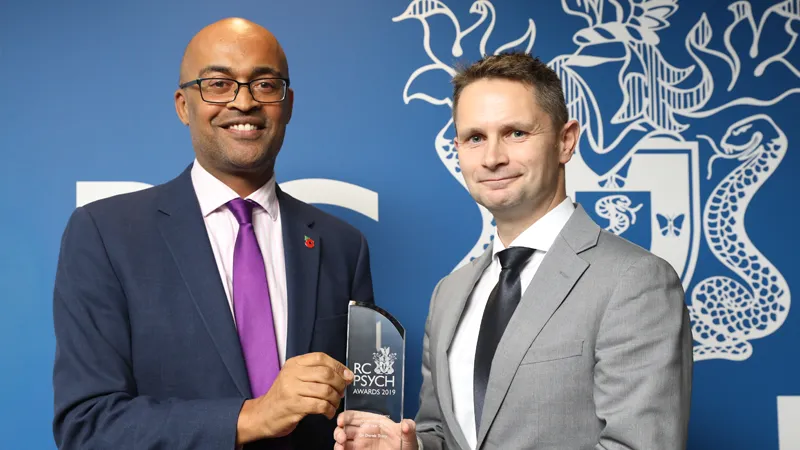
179, 77, 291, 104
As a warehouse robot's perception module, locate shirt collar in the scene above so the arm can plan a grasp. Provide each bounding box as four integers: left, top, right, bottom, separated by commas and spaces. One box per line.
492, 197, 576, 256
190, 159, 279, 220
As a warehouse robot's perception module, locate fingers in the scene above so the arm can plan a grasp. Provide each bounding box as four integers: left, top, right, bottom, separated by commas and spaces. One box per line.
297, 353, 354, 381
333, 425, 363, 444
401, 419, 416, 436
401, 419, 418, 450
297, 381, 342, 412
335, 424, 368, 441
333, 443, 357, 450
333, 426, 370, 450
337, 410, 391, 427
296, 365, 348, 396
335, 414, 413, 449
294, 394, 338, 420
272, 353, 355, 422
294, 353, 353, 396
334, 422, 394, 450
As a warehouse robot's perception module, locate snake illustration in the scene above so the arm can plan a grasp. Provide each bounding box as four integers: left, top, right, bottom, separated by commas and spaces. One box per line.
690, 114, 790, 361
594, 195, 643, 235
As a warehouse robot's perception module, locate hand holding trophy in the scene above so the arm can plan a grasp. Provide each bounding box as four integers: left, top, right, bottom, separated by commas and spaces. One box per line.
334, 411, 418, 450
333, 302, 418, 450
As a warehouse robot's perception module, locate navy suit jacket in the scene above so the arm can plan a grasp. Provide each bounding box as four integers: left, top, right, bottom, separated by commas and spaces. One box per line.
52, 166, 375, 449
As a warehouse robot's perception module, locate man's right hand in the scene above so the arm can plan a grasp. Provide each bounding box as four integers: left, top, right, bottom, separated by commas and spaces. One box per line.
333, 411, 419, 450
236, 352, 353, 444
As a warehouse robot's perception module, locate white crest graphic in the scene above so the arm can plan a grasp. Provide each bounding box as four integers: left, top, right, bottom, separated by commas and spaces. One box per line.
690, 114, 790, 360
373, 346, 397, 375
594, 194, 643, 235
393, 0, 794, 362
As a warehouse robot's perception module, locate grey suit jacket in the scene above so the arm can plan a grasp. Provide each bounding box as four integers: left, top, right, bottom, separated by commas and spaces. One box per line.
415, 204, 693, 450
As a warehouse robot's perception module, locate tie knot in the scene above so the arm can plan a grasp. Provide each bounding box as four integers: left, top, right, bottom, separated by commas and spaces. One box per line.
497, 247, 535, 271
227, 198, 256, 225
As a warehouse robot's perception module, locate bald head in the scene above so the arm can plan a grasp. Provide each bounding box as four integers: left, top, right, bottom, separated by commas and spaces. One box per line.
174, 17, 294, 197
179, 17, 289, 84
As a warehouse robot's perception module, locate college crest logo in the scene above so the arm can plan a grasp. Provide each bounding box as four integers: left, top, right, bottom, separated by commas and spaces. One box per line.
393, 0, 795, 362
373, 346, 398, 375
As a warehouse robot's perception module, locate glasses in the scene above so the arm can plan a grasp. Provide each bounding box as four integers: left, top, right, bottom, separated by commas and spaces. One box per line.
179, 77, 290, 104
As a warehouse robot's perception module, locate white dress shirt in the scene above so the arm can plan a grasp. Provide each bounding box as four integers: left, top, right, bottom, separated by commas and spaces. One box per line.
190, 159, 289, 365
447, 197, 575, 449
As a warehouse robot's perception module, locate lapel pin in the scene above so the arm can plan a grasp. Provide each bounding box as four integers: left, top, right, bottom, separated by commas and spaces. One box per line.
304, 235, 315, 249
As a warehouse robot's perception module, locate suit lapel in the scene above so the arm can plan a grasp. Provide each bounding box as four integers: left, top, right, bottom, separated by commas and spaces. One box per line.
435, 248, 493, 450
277, 189, 320, 359
156, 167, 252, 398
475, 206, 599, 448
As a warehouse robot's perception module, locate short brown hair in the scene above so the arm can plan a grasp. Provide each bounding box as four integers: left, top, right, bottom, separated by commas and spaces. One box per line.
452, 51, 569, 127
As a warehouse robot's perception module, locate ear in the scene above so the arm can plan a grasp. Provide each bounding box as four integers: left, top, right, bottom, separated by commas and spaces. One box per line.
175, 88, 190, 126
559, 119, 580, 164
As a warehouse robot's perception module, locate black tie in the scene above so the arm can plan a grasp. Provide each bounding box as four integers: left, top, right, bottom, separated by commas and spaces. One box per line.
473, 246, 535, 430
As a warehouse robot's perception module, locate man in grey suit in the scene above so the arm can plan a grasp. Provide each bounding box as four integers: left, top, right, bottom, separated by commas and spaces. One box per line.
334, 52, 693, 450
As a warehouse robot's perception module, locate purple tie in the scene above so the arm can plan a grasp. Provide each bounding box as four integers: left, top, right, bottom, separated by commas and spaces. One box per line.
227, 198, 281, 399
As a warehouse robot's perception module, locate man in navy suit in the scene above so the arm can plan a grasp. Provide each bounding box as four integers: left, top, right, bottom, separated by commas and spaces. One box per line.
52, 18, 374, 449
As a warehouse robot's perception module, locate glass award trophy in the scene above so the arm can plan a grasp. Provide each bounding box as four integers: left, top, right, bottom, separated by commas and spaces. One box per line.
344, 301, 405, 446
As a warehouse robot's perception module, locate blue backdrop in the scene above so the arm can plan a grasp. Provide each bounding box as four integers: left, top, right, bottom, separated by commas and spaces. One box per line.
2, 0, 799, 448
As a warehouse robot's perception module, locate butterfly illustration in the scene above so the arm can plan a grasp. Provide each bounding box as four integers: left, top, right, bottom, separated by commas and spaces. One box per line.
656, 213, 685, 237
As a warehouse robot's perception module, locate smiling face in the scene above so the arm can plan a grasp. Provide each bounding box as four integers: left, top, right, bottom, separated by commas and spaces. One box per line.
454, 78, 578, 224
175, 18, 293, 182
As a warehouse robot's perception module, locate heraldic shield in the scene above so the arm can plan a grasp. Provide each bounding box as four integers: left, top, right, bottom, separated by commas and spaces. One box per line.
567, 138, 701, 289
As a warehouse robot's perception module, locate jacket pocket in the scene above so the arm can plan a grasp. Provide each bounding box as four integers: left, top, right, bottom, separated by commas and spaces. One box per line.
519, 340, 584, 365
